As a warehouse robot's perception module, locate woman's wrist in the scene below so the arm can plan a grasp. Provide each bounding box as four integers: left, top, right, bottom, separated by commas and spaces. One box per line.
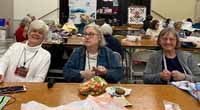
80, 71, 85, 78
183, 73, 187, 80
0, 74, 4, 83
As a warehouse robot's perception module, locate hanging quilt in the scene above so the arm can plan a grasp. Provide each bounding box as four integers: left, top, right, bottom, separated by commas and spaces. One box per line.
128, 6, 146, 24
68, 0, 97, 24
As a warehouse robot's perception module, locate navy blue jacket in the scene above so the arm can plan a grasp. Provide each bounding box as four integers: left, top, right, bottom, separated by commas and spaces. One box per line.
104, 34, 124, 59
63, 46, 124, 83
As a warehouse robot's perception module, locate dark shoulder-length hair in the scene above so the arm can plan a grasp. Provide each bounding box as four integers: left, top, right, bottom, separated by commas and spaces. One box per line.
157, 28, 180, 49
150, 19, 159, 30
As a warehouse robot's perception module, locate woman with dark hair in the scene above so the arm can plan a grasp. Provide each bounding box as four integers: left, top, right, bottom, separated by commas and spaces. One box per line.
144, 28, 200, 84
186, 18, 193, 23
146, 19, 162, 38
163, 18, 173, 28
164, 18, 171, 28
143, 15, 153, 31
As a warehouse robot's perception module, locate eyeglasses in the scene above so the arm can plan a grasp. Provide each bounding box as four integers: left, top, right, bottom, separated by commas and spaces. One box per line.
161, 37, 176, 42
82, 32, 99, 38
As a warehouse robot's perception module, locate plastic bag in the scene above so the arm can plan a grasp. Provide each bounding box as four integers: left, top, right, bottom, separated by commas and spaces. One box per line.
63, 93, 127, 110
171, 81, 200, 102
79, 76, 107, 96
21, 93, 127, 110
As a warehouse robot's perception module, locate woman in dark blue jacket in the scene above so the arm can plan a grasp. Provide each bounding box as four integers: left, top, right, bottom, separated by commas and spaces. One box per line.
100, 23, 124, 59
63, 24, 123, 83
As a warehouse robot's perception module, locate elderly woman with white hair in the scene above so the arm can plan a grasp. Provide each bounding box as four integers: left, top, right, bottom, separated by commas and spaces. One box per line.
100, 23, 124, 58
0, 20, 51, 82
64, 24, 123, 83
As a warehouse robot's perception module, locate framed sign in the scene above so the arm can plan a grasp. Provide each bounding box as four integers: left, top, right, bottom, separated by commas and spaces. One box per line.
128, 6, 146, 24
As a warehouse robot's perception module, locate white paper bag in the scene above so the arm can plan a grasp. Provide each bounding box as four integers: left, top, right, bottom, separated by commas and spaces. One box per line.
0, 30, 6, 40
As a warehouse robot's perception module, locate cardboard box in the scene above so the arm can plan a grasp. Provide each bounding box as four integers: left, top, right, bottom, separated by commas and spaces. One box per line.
0, 29, 6, 40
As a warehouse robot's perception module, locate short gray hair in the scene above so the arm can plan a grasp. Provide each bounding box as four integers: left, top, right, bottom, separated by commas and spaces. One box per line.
28, 20, 49, 37
157, 27, 180, 49
84, 24, 106, 47
100, 23, 113, 35
20, 17, 31, 26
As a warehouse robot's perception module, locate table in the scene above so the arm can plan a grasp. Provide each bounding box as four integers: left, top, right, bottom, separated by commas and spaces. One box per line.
2, 83, 199, 110
121, 38, 157, 49
112, 26, 140, 31
121, 38, 200, 50
112, 24, 143, 31
112, 26, 142, 36
43, 36, 83, 48
64, 37, 83, 47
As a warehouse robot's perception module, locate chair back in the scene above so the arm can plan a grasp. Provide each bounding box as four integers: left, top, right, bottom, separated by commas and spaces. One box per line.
132, 50, 156, 63
113, 51, 122, 64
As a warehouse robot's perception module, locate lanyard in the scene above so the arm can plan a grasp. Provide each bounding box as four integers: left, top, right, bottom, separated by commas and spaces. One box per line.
17, 48, 38, 68
87, 51, 91, 70
17, 49, 25, 67
162, 54, 168, 70
23, 48, 38, 67
86, 50, 98, 70
162, 54, 187, 74
162, 53, 187, 83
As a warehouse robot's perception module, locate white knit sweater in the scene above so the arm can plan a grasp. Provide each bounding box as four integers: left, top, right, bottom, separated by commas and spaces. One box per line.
0, 42, 51, 82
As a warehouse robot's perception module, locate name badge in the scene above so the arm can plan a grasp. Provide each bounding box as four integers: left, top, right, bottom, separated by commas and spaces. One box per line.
14, 66, 29, 78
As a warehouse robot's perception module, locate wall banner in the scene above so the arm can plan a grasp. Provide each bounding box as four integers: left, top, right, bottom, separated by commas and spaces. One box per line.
128, 6, 146, 24
69, 0, 97, 24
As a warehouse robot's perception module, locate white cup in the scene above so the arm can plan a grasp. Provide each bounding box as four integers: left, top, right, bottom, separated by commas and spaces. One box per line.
126, 35, 136, 41
136, 36, 141, 41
